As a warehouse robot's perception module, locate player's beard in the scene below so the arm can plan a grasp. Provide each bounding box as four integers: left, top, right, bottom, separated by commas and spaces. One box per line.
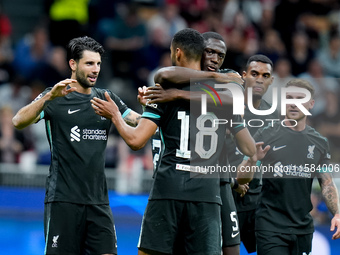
253, 94, 262, 101
75, 69, 96, 89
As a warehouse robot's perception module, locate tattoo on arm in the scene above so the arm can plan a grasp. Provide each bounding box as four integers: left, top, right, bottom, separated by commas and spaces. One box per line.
319, 173, 340, 215
124, 112, 141, 127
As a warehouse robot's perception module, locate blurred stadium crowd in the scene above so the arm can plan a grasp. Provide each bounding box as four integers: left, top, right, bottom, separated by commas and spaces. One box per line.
0, 0, 340, 223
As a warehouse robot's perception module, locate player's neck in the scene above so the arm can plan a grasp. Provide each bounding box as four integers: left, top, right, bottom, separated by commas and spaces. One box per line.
245, 92, 262, 109
69, 76, 92, 94
180, 60, 201, 71
283, 117, 306, 131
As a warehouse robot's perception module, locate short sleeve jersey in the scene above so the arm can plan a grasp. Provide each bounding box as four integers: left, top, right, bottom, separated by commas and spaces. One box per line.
142, 83, 245, 205
36, 87, 130, 204
253, 122, 331, 234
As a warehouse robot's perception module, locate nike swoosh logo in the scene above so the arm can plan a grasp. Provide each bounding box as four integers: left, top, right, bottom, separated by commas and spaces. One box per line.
273, 145, 287, 151
68, 109, 81, 114
231, 232, 239, 238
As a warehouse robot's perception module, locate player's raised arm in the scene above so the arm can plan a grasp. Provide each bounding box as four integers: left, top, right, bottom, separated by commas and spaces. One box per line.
93, 91, 141, 127
12, 79, 77, 130
317, 171, 340, 240
91, 92, 156, 150
143, 83, 237, 106
154, 66, 244, 88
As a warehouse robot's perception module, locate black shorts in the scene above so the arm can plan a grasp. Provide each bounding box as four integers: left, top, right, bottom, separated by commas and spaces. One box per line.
44, 202, 117, 255
238, 209, 256, 253
138, 199, 221, 255
256, 230, 313, 255
221, 183, 240, 247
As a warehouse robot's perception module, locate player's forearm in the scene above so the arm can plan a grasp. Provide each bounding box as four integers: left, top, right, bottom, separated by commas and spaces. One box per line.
123, 111, 141, 127
320, 175, 340, 215
235, 129, 256, 157
154, 67, 217, 88
12, 92, 52, 129
236, 156, 257, 184
111, 115, 146, 150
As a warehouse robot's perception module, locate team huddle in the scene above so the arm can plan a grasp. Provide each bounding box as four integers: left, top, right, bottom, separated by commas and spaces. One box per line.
12, 28, 340, 255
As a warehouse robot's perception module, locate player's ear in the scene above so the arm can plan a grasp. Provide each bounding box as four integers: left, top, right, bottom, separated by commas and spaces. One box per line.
242, 70, 247, 80
176, 48, 182, 62
308, 98, 315, 110
69, 59, 77, 72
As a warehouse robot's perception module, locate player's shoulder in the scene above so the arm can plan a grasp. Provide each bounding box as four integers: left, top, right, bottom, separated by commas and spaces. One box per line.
305, 125, 329, 147
92, 87, 113, 97
93, 87, 128, 108
260, 121, 281, 135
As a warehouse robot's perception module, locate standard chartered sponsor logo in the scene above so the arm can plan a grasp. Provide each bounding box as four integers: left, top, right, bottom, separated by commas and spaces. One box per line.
70, 126, 81, 142
70, 126, 107, 142
82, 128, 107, 140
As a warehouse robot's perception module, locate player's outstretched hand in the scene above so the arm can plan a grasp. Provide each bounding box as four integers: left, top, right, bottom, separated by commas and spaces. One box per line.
137, 86, 148, 106
50, 79, 77, 99
91, 91, 119, 120
235, 183, 249, 197
256, 142, 270, 161
331, 214, 340, 239
144, 84, 179, 104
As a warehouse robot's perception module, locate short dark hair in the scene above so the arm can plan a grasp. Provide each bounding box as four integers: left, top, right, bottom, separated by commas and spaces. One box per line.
285, 78, 315, 98
202, 32, 225, 43
172, 28, 204, 62
245, 54, 273, 71
67, 36, 104, 62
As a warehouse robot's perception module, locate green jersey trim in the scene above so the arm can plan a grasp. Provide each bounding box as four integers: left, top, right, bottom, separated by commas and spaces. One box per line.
122, 109, 132, 119
142, 112, 161, 119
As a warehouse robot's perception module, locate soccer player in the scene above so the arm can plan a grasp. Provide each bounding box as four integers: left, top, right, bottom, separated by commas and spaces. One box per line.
91, 28, 257, 255
254, 79, 340, 255
140, 31, 251, 255
12, 36, 141, 255
230, 54, 279, 254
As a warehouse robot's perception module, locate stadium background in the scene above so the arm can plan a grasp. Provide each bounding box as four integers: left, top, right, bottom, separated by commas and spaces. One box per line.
1, 0, 340, 254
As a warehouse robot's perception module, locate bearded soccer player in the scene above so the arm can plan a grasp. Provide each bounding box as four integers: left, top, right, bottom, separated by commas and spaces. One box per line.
12, 36, 141, 255
254, 79, 340, 255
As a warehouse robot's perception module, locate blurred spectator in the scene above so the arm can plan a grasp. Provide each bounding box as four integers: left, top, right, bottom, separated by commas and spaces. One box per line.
288, 31, 315, 76
44, 0, 89, 47
225, 10, 259, 60
220, 28, 251, 73
257, 29, 286, 65
147, 50, 171, 87
30, 46, 69, 87
312, 91, 340, 163
263, 57, 295, 112
222, 0, 263, 28
103, 3, 148, 86
147, 1, 187, 50
0, 76, 31, 114
298, 58, 339, 116
317, 30, 340, 78
190, 10, 227, 36
254, 1, 276, 38
12, 25, 52, 82
0, 2, 13, 85
0, 106, 24, 163
273, 0, 305, 52
177, 0, 208, 25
